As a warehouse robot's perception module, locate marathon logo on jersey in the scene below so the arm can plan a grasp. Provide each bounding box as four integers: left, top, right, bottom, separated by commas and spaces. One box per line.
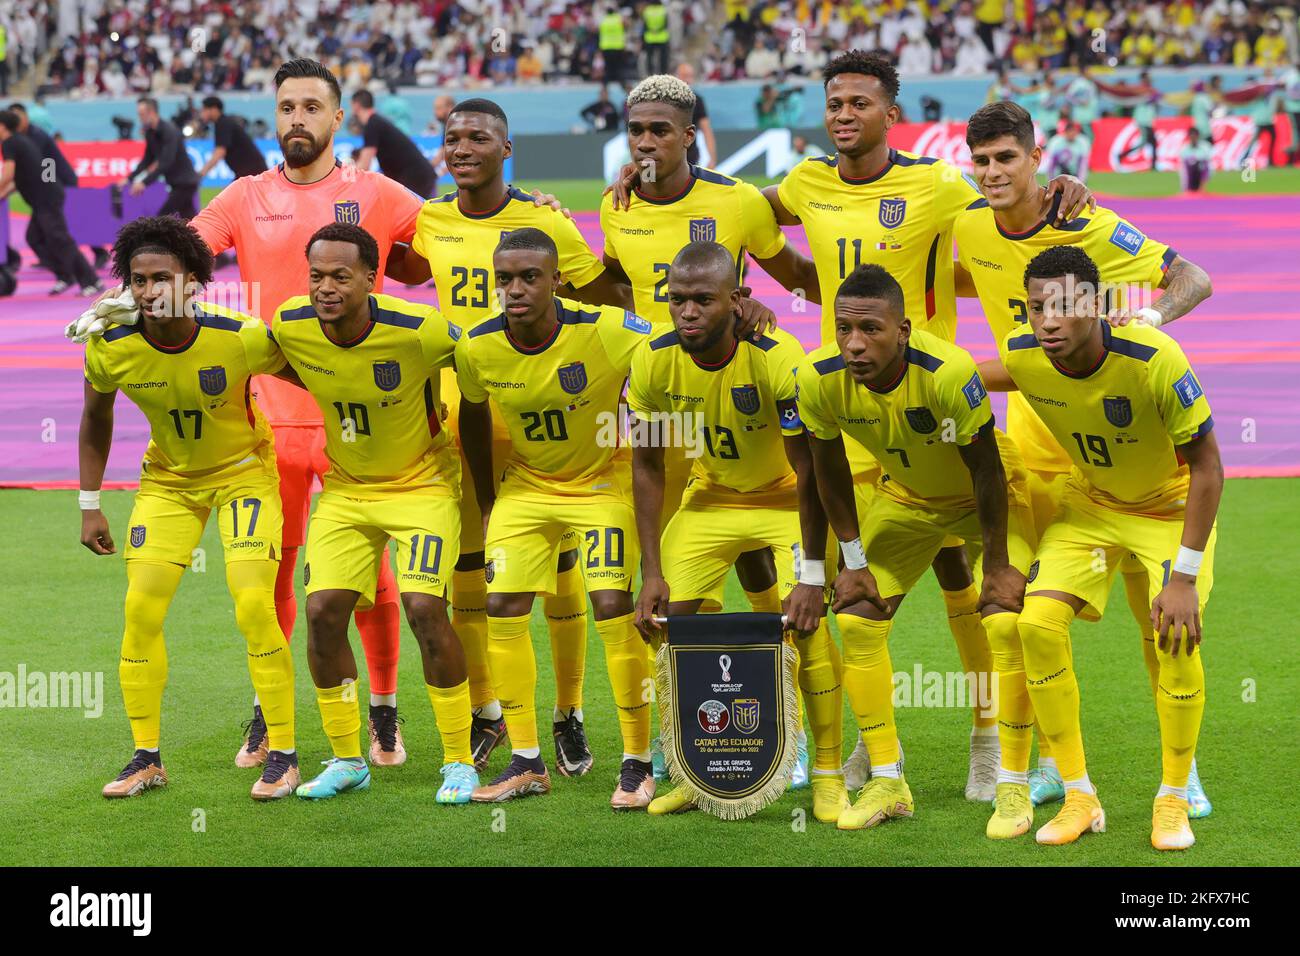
689, 218, 716, 242
334, 200, 361, 225
198, 365, 227, 396
962, 372, 988, 409
1103, 395, 1133, 428
905, 406, 938, 434
373, 361, 401, 392
731, 384, 761, 415
558, 361, 587, 394
130, 525, 146, 548
733, 698, 760, 735
1108, 221, 1146, 255
1173, 370, 1204, 408
879, 197, 907, 229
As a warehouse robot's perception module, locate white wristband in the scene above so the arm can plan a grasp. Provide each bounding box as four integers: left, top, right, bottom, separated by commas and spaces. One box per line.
840, 537, 868, 571
798, 558, 826, 587
1136, 307, 1164, 328
1172, 546, 1203, 577
79, 490, 102, 511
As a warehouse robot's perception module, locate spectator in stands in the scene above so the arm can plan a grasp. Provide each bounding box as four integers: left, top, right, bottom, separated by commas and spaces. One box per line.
118, 97, 200, 220
897, 34, 935, 76
643, 2, 671, 77
677, 62, 718, 168
1180, 126, 1213, 191
600, 5, 632, 92
581, 86, 622, 132
196, 97, 268, 183
350, 88, 437, 198
954, 34, 992, 75
974, 0, 1004, 55
745, 35, 782, 79
1044, 121, 1092, 182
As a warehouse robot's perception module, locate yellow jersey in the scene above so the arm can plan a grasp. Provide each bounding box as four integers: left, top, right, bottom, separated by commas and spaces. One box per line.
269, 293, 462, 499
797, 328, 1013, 509
1002, 321, 1213, 516
955, 194, 1176, 474
83, 305, 282, 489
626, 327, 806, 507
777, 148, 979, 344
455, 297, 654, 497
599, 166, 786, 328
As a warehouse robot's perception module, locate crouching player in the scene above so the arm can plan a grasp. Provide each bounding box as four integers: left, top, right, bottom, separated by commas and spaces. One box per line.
629, 241, 847, 822
798, 264, 1036, 832
79, 216, 297, 800
992, 246, 1220, 850
268, 223, 478, 803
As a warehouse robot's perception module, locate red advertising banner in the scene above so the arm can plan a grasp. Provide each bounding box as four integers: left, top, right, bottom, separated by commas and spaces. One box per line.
60, 140, 147, 187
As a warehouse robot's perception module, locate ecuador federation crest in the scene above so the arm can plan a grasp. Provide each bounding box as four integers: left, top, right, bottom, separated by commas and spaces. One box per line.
1103, 395, 1133, 428
733, 698, 760, 735
879, 197, 907, 229
731, 384, 761, 415
198, 365, 227, 396
689, 218, 716, 242
558, 361, 587, 395
905, 406, 938, 434
373, 360, 401, 392
334, 200, 360, 225
130, 525, 146, 548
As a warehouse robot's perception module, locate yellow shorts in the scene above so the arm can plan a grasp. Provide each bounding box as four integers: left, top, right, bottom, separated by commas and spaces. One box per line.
486, 483, 638, 596
124, 469, 282, 565
1026, 483, 1217, 622
304, 490, 461, 606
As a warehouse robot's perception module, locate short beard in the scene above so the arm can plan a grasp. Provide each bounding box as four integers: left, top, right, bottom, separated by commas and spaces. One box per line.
280, 131, 328, 168
676, 320, 730, 355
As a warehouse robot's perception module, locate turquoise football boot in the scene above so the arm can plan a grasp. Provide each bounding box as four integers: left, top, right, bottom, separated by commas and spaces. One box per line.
789, 730, 810, 790
1186, 759, 1212, 819
436, 761, 479, 805
1028, 765, 1065, 806
651, 737, 668, 781
296, 757, 371, 799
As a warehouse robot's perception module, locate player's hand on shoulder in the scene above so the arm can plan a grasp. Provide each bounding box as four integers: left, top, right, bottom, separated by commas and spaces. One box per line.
528, 188, 573, 221
602, 161, 643, 212
735, 287, 777, 340
979, 563, 1026, 613
783, 583, 825, 635
1043, 175, 1096, 223
80, 511, 116, 555
1151, 574, 1201, 656
831, 566, 887, 615
634, 575, 671, 643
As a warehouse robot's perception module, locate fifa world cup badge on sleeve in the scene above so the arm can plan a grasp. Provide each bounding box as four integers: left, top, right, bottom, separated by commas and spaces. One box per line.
655, 613, 799, 819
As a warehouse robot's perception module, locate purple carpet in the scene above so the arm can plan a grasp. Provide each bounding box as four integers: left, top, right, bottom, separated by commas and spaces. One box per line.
2, 192, 1296, 486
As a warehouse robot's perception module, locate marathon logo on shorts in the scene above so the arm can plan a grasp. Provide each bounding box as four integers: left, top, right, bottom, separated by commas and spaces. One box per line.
879, 197, 907, 229
731, 384, 761, 415
1173, 370, 1204, 409
334, 200, 361, 225
558, 361, 587, 394
373, 360, 401, 392
1103, 395, 1133, 428
689, 218, 716, 242
198, 365, 227, 396
962, 372, 988, 409
130, 525, 146, 548
1026, 559, 1040, 583
905, 406, 938, 434
1108, 221, 1145, 255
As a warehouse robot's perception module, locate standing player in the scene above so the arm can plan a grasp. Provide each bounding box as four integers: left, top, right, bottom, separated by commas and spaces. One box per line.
797, 264, 1036, 831
79, 217, 298, 801
455, 229, 655, 809
268, 223, 478, 803
628, 242, 848, 822
995, 246, 1220, 850
956, 100, 1214, 814
408, 97, 633, 776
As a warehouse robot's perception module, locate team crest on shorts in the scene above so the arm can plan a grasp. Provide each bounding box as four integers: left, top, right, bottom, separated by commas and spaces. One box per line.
303, 563, 310, 586
689, 218, 716, 243
130, 525, 146, 548
879, 197, 907, 229
198, 365, 227, 396
731, 384, 761, 415
484, 560, 495, 584
334, 200, 360, 225
1026, 559, 1040, 583
1103, 395, 1133, 428
373, 360, 401, 391
905, 406, 938, 434
558, 361, 587, 395
733, 698, 760, 735
697, 699, 729, 734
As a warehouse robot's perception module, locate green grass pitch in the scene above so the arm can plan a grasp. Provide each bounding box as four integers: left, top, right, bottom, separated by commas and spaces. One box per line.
1, 480, 1293, 866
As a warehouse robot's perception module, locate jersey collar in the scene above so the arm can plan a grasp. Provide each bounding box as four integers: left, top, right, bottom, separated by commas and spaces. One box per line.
323, 296, 378, 349
276, 158, 342, 187
458, 187, 515, 219
504, 298, 567, 354
139, 319, 200, 354
689, 337, 739, 372
995, 191, 1063, 241
633, 167, 698, 205
1049, 321, 1110, 379
838, 148, 896, 186
865, 352, 908, 393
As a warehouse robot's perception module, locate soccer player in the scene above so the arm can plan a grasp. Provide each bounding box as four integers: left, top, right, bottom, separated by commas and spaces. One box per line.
455, 228, 655, 809
266, 223, 479, 803
627, 242, 847, 822
408, 97, 633, 776
79, 217, 298, 801
956, 100, 1215, 813
797, 264, 1035, 831
994, 246, 1221, 850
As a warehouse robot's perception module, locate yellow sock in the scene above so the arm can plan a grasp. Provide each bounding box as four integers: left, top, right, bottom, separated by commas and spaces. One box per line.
943, 584, 996, 729
1123, 569, 1161, 698
119, 561, 184, 750
426, 679, 474, 765
837, 613, 900, 770
1018, 596, 1086, 781
982, 610, 1032, 774
316, 683, 362, 759
487, 614, 537, 750
451, 568, 494, 709
745, 582, 783, 614
594, 612, 651, 755
1156, 640, 1205, 789
544, 562, 588, 712
227, 559, 294, 751
796, 619, 844, 771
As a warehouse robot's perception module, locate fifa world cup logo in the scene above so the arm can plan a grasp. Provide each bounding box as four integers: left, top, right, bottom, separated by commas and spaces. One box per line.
719, 654, 732, 682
